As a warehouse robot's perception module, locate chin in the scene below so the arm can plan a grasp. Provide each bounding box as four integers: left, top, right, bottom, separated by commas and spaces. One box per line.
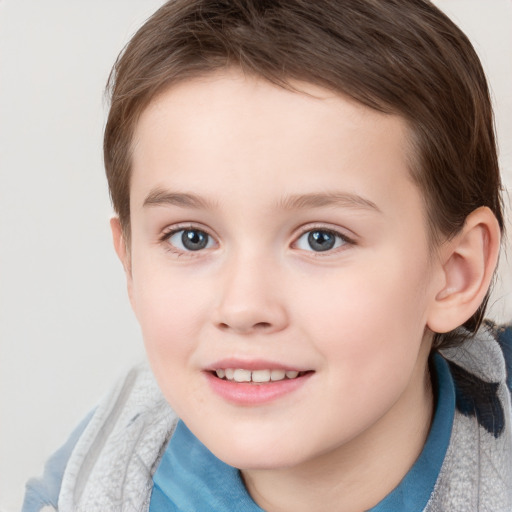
222, 452, 301, 471
207, 434, 310, 471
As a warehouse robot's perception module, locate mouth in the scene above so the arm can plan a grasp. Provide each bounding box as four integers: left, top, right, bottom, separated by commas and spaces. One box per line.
204, 359, 314, 404
205, 363, 314, 405
212, 368, 310, 383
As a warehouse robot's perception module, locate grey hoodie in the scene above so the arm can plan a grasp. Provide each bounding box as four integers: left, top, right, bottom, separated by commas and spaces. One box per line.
23, 323, 512, 512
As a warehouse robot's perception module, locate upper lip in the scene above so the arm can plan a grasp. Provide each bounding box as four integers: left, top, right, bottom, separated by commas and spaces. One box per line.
205, 358, 309, 372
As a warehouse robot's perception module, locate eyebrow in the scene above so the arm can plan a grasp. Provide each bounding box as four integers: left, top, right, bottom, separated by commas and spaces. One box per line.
143, 189, 218, 210
278, 192, 381, 213
143, 188, 380, 213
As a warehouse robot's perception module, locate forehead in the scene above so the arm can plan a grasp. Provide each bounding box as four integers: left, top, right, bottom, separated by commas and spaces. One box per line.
130, 70, 422, 225
134, 71, 408, 155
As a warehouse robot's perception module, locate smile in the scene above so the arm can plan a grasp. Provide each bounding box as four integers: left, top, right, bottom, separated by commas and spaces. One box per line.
215, 368, 303, 383
205, 363, 314, 405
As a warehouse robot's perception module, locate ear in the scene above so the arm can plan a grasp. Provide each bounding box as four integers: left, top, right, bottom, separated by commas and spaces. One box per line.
427, 207, 501, 334
110, 217, 133, 300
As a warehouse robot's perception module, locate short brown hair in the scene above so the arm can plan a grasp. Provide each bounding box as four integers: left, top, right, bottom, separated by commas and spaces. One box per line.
104, 0, 504, 348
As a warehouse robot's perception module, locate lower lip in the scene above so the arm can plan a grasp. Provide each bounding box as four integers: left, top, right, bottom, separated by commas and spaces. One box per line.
205, 372, 313, 405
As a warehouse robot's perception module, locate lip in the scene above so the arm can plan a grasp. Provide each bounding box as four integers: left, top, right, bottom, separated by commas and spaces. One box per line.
204, 359, 313, 405
205, 358, 307, 372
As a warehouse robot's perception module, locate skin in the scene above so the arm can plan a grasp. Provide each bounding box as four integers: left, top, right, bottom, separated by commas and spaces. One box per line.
111, 70, 499, 511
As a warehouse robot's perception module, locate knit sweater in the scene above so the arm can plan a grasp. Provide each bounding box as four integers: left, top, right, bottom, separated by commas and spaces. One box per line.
23, 324, 512, 511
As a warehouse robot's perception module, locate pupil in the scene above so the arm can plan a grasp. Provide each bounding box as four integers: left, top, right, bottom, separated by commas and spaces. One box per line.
182, 230, 208, 251
308, 230, 335, 251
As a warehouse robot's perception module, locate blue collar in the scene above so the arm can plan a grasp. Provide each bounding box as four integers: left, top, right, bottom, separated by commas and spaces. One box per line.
369, 353, 455, 511
151, 420, 264, 512
151, 353, 454, 512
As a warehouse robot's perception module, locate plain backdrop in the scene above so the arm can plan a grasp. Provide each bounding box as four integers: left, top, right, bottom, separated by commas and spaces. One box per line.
0, 1, 511, 510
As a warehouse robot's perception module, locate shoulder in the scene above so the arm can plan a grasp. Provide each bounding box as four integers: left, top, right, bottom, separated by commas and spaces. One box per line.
440, 322, 509, 385
58, 363, 177, 511
426, 322, 512, 511
492, 321, 512, 392
22, 410, 93, 512
440, 322, 511, 437
22, 364, 178, 512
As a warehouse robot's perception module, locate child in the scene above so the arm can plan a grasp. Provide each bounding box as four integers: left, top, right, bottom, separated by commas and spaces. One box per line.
23, 0, 511, 511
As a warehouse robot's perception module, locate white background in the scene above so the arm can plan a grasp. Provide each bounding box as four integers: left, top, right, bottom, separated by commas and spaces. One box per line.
0, 1, 511, 510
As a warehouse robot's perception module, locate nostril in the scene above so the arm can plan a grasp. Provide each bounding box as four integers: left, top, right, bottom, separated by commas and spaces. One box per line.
216, 321, 272, 332
254, 322, 271, 329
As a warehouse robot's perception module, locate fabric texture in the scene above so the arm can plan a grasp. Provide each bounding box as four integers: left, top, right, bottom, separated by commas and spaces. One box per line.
22, 411, 94, 512
425, 324, 512, 511
23, 324, 512, 512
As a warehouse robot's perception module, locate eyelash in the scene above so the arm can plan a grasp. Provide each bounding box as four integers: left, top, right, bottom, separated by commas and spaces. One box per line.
159, 224, 356, 256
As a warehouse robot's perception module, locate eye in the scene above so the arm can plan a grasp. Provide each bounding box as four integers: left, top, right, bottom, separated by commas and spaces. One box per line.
295, 229, 348, 252
167, 228, 215, 252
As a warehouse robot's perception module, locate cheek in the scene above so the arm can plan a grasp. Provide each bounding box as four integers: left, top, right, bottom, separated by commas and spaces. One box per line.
295, 254, 432, 363
293, 260, 433, 435
130, 262, 210, 360
131, 267, 212, 416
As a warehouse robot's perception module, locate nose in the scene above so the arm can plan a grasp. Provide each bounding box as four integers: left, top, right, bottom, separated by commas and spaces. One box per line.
213, 253, 289, 335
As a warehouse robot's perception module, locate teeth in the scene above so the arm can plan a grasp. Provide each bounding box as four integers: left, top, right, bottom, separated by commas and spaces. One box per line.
270, 369, 286, 381
216, 368, 302, 382
233, 369, 251, 383
252, 370, 271, 383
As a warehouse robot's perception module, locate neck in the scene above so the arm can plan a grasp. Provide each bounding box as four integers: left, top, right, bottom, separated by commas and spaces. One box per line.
241, 350, 434, 512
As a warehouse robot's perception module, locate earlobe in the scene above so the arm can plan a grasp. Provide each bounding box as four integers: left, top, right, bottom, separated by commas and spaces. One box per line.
427, 207, 501, 334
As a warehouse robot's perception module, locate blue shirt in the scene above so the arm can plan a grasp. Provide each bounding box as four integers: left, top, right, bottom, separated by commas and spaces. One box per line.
150, 353, 455, 512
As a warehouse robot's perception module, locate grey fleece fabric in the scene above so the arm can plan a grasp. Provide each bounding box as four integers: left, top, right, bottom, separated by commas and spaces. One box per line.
58, 366, 178, 512
425, 327, 512, 511
24, 325, 512, 511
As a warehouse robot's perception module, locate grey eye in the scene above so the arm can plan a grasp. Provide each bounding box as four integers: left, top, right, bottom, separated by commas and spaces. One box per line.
296, 229, 346, 252
168, 229, 213, 251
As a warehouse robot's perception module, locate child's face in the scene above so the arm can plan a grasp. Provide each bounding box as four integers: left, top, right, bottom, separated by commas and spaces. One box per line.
120, 70, 442, 470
